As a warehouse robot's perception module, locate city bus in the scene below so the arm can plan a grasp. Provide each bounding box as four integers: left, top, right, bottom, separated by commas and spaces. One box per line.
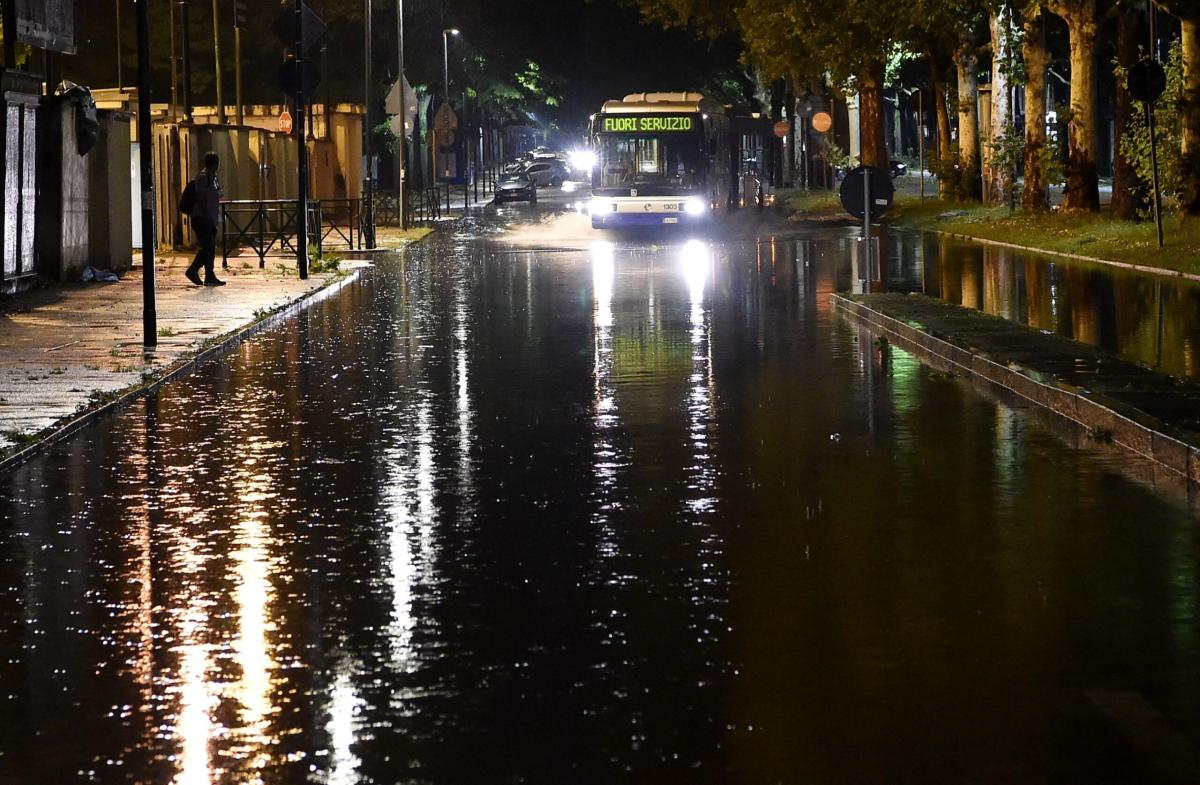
588, 92, 731, 229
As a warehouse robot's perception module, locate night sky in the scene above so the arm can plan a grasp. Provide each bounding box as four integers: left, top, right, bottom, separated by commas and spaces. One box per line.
61, 0, 749, 134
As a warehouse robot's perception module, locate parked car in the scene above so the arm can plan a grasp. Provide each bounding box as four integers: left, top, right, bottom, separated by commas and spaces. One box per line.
524, 160, 568, 188
494, 172, 538, 204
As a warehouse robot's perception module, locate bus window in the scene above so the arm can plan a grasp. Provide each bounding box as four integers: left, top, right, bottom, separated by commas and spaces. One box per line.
597, 135, 704, 189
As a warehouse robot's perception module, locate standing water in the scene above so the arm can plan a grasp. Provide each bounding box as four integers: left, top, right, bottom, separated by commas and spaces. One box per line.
1, 229, 1198, 784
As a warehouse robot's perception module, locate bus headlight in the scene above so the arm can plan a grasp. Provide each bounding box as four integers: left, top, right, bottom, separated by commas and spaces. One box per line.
684, 198, 707, 216
590, 197, 617, 214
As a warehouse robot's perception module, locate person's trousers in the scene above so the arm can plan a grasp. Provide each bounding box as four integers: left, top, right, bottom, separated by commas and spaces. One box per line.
187, 218, 218, 281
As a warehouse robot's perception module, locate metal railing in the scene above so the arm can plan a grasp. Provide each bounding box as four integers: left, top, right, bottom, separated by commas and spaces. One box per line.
220, 198, 367, 267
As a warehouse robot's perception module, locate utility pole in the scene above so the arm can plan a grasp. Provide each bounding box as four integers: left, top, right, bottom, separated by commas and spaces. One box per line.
233, 0, 244, 125
212, 0, 225, 123
294, 0, 310, 279
135, 0, 157, 348
363, 0, 375, 247
181, 0, 193, 120
397, 0, 407, 230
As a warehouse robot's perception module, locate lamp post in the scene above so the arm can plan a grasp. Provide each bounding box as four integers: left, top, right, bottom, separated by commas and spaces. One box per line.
442, 28, 459, 106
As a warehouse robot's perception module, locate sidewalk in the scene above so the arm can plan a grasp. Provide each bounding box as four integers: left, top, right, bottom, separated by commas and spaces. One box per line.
0, 251, 354, 457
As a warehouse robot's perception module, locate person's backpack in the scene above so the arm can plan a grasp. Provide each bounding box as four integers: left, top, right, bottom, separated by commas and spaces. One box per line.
178, 180, 197, 216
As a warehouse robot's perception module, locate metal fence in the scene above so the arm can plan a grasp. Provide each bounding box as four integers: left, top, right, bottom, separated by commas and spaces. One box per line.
220, 198, 368, 267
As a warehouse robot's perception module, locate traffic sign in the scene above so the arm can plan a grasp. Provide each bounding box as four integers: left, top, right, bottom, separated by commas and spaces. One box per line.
839, 165, 894, 220
385, 77, 418, 137
278, 110, 293, 135
271, 3, 327, 53
1129, 58, 1167, 104
773, 120, 790, 139
811, 111, 833, 134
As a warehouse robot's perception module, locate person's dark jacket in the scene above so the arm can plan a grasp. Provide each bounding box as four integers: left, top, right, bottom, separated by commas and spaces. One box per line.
191, 170, 223, 225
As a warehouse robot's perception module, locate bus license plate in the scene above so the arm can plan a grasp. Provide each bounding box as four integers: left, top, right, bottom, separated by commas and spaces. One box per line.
663, 217, 679, 224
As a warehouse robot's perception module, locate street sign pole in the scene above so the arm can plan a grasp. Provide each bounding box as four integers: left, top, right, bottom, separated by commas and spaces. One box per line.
294, 0, 309, 279
135, 0, 157, 348
363, 0, 375, 248
863, 166, 872, 289
397, 0, 407, 230
918, 88, 925, 201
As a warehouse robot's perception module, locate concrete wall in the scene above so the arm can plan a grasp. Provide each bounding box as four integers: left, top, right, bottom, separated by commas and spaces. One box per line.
36, 101, 89, 280
87, 111, 133, 271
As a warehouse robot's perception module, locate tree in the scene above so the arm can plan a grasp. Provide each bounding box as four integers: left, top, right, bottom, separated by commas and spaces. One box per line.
955, 37, 984, 199
983, 3, 1017, 205
1110, 1, 1143, 219
1022, 5, 1053, 210
1044, 0, 1102, 211
1157, 1, 1200, 218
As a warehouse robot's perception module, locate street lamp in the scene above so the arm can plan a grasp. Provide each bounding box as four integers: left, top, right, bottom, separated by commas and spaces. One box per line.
442, 28, 459, 105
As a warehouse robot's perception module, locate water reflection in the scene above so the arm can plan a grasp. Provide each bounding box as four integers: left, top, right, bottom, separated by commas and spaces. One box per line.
2, 228, 1200, 784
887, 230, 1200, 381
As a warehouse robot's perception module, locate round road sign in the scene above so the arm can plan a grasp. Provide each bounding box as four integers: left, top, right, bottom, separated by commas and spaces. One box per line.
839, 165, 894, 220
1129, 58, 1167, 104
811, 111, 833, 134
773, 120, 790, 138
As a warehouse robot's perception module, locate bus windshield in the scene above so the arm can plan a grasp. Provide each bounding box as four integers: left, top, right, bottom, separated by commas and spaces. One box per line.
596, 134, 705, 190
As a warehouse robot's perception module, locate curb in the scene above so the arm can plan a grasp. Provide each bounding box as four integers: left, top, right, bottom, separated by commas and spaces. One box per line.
830, 293, 1200, 485
0, 267, 366, 475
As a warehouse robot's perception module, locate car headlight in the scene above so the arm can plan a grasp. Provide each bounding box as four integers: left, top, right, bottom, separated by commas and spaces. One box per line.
684, 198, 707, 216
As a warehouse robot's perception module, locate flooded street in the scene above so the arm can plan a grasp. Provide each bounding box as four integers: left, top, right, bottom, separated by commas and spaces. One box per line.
3, 210, 1200, 783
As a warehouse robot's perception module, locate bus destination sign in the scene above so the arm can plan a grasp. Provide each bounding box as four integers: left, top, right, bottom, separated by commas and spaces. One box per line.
601, 115, 696, 134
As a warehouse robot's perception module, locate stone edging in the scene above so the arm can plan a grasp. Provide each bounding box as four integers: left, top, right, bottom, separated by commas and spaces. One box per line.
929, 229, 1200, 284
831, 293, 1200, 484
0, 268, 364, 475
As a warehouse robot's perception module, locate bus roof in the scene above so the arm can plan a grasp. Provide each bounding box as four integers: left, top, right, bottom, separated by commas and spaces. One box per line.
600, 92, 724, 116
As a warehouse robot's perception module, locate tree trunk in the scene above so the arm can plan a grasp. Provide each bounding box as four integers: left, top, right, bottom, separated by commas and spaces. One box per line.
858, 62, 889, 168
1023, 12, 1051, 211
934, 71, 953, 198
984, 8, 1013, 204
954, 41, 982, 200
1048, 0, 1101, 211
1111, 5, 1141, 219
1180, 18, 1200, 217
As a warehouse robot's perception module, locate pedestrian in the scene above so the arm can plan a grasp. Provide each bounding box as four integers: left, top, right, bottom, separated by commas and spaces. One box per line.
184, 152, 226, 286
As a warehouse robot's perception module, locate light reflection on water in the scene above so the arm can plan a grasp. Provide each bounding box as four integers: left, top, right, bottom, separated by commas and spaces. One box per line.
1, 229, 1199, 783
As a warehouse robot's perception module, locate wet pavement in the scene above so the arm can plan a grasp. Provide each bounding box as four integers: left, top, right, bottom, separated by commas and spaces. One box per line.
3, 202, 1200, 784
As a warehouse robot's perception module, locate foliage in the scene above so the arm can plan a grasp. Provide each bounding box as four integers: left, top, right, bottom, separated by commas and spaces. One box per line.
930, 145, 981, 201
985, 123, 1025, 208
1115, 37, 1185, 214
816, 137, 850, 170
